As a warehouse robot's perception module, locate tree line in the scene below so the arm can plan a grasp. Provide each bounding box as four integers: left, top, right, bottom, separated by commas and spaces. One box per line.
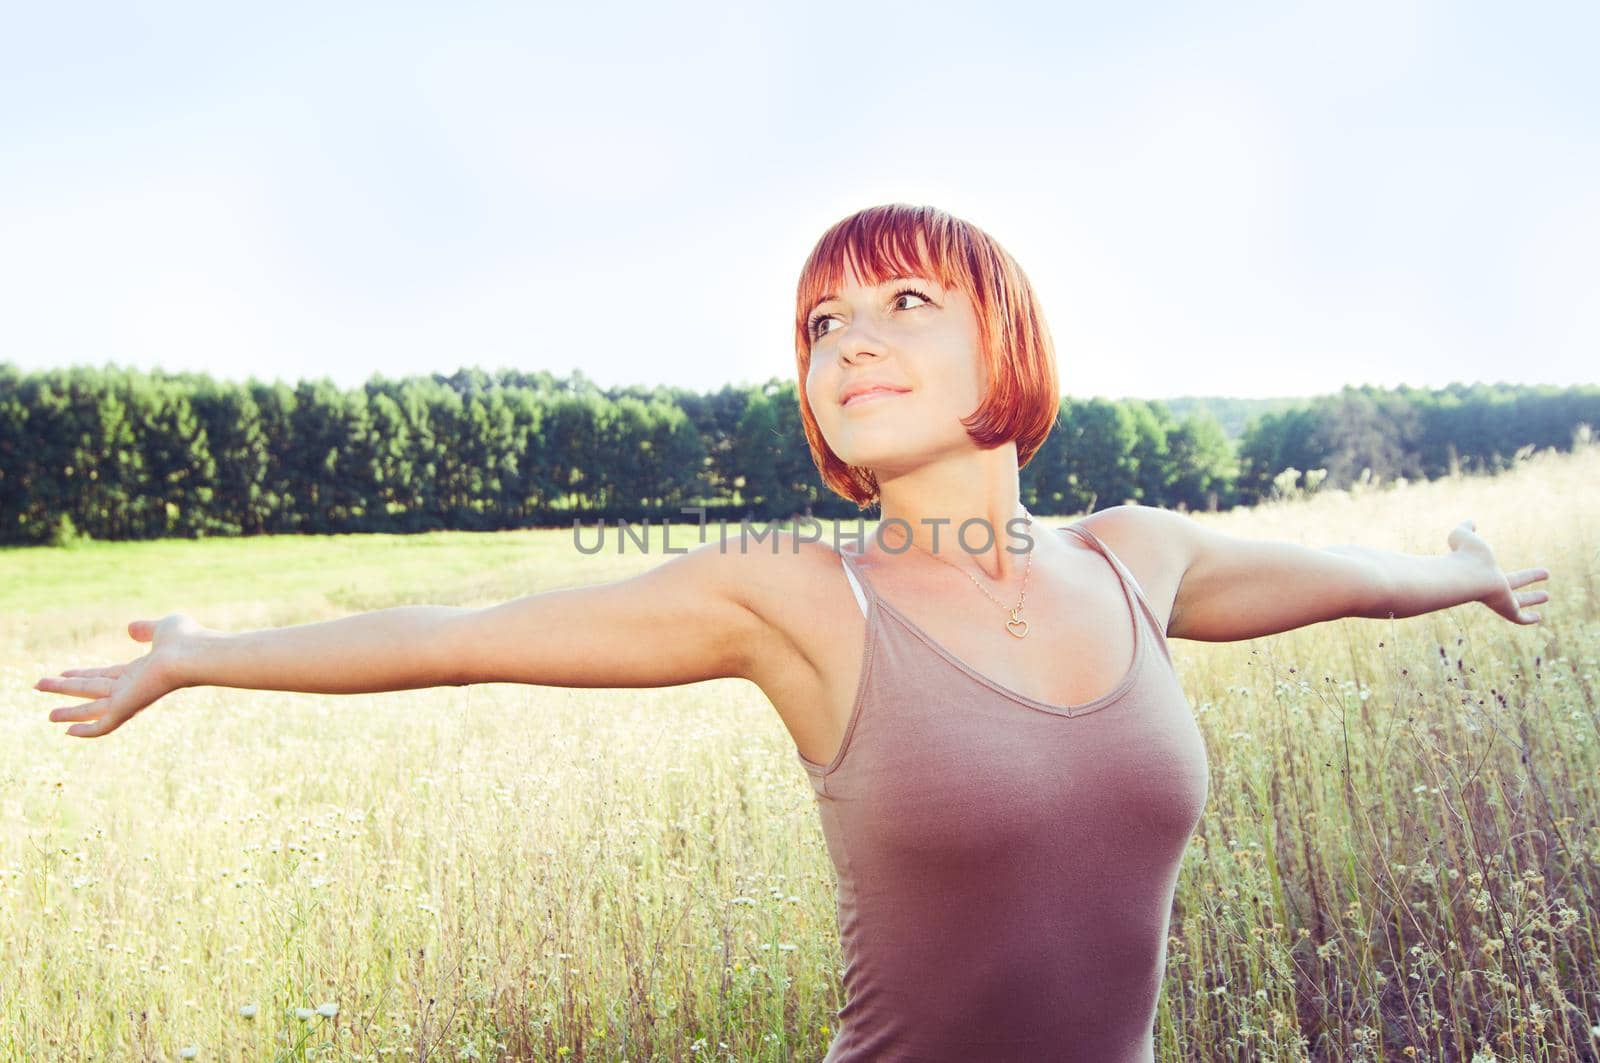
0, 362, 1593, 545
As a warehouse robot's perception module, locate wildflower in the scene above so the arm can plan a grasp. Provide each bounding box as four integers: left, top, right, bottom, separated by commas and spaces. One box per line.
317, 1002, 338, 1018
239, 1004, 258, 1019
295, 1008, 313, 1021
179, 1049, 198, 1060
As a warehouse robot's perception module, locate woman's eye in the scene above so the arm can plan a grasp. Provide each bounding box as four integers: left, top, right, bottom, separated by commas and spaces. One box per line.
809, 287, 933, 342
893, 287, 933, 310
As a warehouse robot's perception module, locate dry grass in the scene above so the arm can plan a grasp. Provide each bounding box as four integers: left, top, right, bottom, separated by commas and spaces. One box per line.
2, 447, 1596, 1061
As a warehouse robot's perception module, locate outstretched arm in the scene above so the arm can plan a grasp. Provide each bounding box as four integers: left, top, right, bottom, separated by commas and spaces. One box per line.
35, 538, 774, 738
1086, 507, 1550, 643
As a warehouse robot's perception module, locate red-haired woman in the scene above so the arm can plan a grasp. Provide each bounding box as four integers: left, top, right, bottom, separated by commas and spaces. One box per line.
36, 204, 1549, 1061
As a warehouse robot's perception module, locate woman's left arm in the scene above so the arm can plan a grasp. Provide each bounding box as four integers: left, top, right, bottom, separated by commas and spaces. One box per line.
1323, 523, 1549, 625
1092, 507, 1550, 643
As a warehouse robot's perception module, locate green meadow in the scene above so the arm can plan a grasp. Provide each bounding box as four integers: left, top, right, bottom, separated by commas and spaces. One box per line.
3, 448, 1597, 1061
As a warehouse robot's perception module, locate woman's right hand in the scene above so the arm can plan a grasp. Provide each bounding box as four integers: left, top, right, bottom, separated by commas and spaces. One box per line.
34, 613, 210, 738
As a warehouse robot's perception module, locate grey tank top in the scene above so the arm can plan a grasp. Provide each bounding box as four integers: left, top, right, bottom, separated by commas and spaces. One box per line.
795, 524, 1210, 1062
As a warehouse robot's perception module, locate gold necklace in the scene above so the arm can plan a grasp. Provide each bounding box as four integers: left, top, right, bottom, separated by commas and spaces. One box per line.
900, 508, 1035, 639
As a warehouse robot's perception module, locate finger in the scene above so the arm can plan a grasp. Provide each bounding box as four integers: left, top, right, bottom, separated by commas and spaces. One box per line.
49, 699, 108, 723
35, 677, 115, 698
1516, 590, 1550, 608
59, 665, 126, 680
129, 619, 159, 642
1506, 567, 1549, 588
68, 711, 125, 738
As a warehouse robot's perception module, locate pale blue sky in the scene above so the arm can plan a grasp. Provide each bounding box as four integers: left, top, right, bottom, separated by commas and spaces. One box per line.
3, 1, 1596, 399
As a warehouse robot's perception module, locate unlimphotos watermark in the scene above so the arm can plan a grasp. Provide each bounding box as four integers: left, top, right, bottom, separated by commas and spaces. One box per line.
571, 507, 1038, 556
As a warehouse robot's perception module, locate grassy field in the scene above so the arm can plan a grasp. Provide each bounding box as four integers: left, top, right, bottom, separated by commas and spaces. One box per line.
3, 447, 1597, 1061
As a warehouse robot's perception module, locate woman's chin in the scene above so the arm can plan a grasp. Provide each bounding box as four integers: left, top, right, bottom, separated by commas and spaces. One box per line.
843, 437, 973, 480
845, 453, 916, 479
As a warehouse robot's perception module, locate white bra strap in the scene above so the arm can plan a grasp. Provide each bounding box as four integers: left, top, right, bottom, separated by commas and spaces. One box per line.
839, 555, 869, 618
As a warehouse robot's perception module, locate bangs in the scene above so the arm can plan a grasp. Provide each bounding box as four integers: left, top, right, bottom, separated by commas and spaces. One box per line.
795, 205, 968, 345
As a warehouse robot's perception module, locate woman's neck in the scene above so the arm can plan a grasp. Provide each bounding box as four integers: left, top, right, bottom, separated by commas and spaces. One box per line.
872, 459, 1032, 581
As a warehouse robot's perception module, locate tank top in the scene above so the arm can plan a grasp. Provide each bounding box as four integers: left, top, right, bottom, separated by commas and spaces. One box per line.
794, 523, 1210, 1062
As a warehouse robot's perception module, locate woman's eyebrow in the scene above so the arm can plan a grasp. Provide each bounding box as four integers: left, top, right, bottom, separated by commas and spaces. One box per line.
808, 275, 932, 314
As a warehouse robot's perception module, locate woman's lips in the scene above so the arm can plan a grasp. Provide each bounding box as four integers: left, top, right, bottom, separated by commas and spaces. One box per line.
842, 388, 908, 408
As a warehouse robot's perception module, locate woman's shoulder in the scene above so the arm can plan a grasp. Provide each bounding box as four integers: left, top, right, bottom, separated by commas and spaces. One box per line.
689, 528, 863, 689
1070, 506, 1193, 623
690, 527, 854, 616
1074, 503, 1189, 553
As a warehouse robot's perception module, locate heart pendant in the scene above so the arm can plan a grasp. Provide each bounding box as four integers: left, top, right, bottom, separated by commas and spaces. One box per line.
1005, 617, 1029, 639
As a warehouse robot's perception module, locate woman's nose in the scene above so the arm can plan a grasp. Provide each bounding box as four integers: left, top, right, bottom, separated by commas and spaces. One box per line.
836, 320, 887, 363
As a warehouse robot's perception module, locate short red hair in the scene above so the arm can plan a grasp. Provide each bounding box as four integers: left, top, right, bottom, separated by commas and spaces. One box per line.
793, 204, 1060, 508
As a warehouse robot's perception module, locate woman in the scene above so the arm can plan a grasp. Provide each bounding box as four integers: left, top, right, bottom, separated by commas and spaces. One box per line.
35, 204, 1549, 1061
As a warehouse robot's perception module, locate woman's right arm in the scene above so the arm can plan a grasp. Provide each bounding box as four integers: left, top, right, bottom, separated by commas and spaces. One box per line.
36, 537, 782, 738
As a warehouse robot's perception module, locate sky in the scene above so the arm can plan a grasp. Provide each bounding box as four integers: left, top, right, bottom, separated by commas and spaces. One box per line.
2, 1, 1596, 401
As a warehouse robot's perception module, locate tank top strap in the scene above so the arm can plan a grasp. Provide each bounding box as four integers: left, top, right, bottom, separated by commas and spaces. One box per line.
834, 545, 873, 619
1060, 523, 1173, 662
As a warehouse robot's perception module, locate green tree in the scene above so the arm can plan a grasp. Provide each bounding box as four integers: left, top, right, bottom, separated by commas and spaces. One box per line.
1126, 399, 1175, 504
126, 374, 216, 538
192, 380, 270, 535
1166, 413, 1236, 511
1058, 398, 1138, 511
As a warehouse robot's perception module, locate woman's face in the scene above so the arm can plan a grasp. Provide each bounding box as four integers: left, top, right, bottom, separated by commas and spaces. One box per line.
803, 262, 988, 479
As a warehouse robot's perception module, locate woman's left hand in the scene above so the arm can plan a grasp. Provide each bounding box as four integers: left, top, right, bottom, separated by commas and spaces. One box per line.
1448, 520, 1550, 625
